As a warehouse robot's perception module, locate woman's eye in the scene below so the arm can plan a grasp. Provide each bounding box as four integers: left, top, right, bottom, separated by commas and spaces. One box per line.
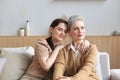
74, 27, 78, 30
81, 27, 85, 29
58, 28, 62, 31
64, 30, 67, 34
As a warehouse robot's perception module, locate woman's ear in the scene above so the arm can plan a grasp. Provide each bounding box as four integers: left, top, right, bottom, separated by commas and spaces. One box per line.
49, 27, 53, 33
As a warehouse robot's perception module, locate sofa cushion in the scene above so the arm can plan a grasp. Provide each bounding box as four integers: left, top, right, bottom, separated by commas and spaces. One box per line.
0, 46, 34, 80
111, 69, 120, 80
0, 58, 6, 76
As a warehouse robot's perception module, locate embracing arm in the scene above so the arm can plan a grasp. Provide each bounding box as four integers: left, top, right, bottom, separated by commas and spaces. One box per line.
80, 40, 90, 54
35, 40, 64, 72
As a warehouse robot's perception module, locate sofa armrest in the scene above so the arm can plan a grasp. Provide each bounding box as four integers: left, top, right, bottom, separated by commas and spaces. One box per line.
110, 69, 120, 80
99, 52, 110, 80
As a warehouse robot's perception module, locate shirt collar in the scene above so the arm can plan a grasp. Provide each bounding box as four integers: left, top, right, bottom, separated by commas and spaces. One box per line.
68, 42, 81, 53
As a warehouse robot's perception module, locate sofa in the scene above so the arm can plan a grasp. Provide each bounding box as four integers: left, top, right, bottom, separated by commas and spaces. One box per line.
0, 46, 34, 80
98, 52, 120, 80
0, 46, 120, 80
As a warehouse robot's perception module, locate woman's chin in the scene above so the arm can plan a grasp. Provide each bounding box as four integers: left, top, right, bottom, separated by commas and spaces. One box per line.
55, 38, 63, 42
77, 37, 84, 40
58, 38, 64, 42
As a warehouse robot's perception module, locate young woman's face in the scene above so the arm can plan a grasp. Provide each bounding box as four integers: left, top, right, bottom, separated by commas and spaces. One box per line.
69, 20, 85, 41
50, 23, 67, 42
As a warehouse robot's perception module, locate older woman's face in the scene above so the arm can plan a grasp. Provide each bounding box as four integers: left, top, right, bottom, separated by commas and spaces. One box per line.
69, 20, 85, 41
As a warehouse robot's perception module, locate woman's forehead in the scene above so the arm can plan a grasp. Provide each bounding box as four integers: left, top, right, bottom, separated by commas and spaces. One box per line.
72, 20, 85, 27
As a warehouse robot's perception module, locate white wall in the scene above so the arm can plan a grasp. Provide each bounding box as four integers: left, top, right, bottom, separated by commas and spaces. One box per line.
0, 0, 119, 36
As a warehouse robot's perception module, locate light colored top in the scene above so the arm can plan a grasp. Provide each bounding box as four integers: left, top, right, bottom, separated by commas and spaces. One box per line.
68, 43, 81, 59
53, 44, 99, 80
26, 38, 53, 80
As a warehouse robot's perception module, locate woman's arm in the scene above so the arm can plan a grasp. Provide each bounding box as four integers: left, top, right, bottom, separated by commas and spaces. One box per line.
70, 44, 98, 80
53, 49, 66, 80
35, 40, 64, 72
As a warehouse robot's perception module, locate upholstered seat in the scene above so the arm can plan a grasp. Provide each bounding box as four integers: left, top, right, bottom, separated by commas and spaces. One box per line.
98, 52, 120, 80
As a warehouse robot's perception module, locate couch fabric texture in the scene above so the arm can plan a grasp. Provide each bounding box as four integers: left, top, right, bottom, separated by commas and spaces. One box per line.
0, 58, 6, 76
0, 46, 34, 80
95, 52, 103, 80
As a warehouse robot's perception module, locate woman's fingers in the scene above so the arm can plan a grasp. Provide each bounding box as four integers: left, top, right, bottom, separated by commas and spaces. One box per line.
80, 40, 90, 54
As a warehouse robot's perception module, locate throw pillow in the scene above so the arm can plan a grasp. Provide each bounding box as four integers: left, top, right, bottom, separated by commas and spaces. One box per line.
0, 46, 34, 58
0, 46, 34, 80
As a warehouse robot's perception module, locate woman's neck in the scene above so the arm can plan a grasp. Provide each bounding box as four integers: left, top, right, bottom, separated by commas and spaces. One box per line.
51, 37, 61, 46
72, 40, 83, 49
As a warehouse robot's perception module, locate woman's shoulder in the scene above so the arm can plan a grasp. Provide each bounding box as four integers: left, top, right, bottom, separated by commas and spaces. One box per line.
61, 43, 71, 51
36, 38, 47, 43
90, 44, 97, 47
89, 44, 98, 50
35, 38, 48, 47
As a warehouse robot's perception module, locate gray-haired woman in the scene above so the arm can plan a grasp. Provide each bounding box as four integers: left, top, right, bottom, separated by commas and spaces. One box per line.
53, 15, 99, 80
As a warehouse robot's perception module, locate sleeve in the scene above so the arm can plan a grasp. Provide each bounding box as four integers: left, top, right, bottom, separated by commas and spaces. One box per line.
70, 44, 98, 80
53, 48, 66, 80
35, 39, 50, 58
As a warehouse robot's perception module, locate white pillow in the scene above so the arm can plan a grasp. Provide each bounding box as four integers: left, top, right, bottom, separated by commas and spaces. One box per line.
0, 46, 34, 80
0, 58, 6, 76
95, 52, 103, 80
1, 46, 34, 57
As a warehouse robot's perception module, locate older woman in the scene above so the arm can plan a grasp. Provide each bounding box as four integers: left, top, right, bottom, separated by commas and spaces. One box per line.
53, 15, 99, 80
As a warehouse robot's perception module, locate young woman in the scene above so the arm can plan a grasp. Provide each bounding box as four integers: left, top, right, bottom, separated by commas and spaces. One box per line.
20, 18, 89, 80
53, 15, 99, 80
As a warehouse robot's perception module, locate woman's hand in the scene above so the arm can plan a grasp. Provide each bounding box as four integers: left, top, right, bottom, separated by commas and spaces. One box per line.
57, 76, 71, 80
55, 42, 65, 51
80, 40, 90, 54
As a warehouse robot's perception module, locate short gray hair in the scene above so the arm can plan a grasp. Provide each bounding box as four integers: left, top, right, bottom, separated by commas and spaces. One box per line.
68, 15, 85, 31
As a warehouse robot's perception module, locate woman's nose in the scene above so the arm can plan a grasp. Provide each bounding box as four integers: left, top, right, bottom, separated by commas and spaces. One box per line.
62, 31, 66, 35
78, 28, 82, 33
